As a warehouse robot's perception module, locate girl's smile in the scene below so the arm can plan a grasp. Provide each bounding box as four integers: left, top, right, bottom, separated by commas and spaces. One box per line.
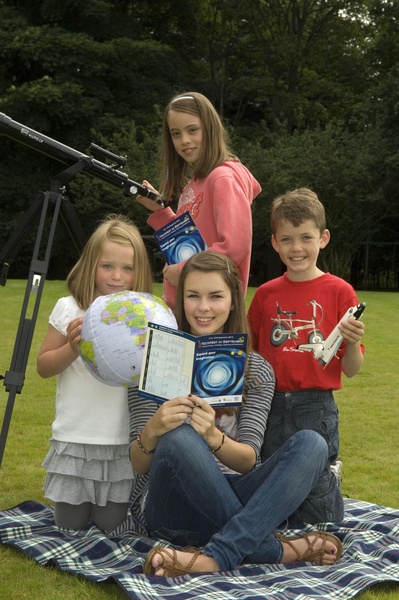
271, 219, 330, 281
183, 271, 232, 336
94, 241, 135, 298
168, 110, 203, 165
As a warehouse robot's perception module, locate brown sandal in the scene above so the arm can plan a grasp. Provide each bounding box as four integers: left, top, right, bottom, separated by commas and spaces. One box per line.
143, 546, 201, 576
278, 531, 343, 565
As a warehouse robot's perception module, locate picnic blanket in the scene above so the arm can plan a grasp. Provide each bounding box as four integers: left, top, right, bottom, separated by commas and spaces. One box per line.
0, 498, 398, 599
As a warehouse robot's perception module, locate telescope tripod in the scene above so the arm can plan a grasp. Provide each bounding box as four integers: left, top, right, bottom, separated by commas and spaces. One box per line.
0, 160, 88, 466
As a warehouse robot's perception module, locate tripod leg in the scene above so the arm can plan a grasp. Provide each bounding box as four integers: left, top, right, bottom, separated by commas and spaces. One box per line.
0, 157, 92, 466
0, 188, 63, 466
0, 159, 90, 466
0, 193, 45, 286
59, 195, 87, 251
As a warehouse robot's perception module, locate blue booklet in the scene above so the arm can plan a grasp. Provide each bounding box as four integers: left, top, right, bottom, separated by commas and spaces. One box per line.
138, 323, 248, 407
154, 211, 207, 264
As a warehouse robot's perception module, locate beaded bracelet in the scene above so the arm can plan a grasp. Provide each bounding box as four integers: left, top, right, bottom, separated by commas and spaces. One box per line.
210, 432, 227, 454
137, 431, 155, 455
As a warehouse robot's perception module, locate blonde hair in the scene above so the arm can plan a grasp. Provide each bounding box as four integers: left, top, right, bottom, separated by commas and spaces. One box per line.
67, 214, 152, 309
271, 188, 326, 234
160, 92, 238, 202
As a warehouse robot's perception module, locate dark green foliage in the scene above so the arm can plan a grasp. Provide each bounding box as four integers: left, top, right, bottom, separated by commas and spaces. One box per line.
0, 0, 397, 289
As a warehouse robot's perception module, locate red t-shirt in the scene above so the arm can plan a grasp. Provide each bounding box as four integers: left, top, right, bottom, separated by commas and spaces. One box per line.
248, 273, 364, 391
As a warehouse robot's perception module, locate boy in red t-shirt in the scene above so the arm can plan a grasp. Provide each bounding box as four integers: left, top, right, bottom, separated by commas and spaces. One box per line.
248, 188, 365, 525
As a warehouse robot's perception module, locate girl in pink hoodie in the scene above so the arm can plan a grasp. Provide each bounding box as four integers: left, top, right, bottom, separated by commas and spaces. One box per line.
136, 91, 261, 311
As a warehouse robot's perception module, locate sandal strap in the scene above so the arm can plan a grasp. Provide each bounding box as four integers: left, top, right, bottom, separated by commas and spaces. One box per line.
277, 533, 304, 562
163, 547, 201, 576
145, 545, 201, 577
184, 550, 200, 573
278, 531, 342, 565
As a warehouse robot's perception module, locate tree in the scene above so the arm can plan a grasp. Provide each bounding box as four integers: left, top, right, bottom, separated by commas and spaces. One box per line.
0, 0, 397, 288
0, 1, 186, 277
236, 120, 382, 285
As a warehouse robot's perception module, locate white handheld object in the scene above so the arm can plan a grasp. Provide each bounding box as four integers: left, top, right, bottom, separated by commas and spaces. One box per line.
298, 302, 366, 368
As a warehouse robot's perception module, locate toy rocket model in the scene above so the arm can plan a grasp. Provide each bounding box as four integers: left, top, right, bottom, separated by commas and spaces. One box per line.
297, 303, 366, 368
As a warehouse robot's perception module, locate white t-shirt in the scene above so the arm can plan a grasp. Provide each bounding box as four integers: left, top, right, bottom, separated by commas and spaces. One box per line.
49, 296, 129, 445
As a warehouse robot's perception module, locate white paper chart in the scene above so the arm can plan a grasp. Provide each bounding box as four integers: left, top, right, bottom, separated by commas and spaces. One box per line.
140, 327, 195, 400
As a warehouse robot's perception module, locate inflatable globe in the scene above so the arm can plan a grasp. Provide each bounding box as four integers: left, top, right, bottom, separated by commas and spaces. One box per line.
79, 291, 177, 387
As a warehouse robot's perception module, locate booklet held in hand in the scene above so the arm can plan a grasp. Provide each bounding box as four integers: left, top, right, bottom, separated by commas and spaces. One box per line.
139, 323, 247, 407
154, 212, 207, 265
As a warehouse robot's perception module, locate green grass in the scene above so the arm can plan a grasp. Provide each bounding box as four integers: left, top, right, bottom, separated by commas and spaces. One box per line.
0, 281, 398, 599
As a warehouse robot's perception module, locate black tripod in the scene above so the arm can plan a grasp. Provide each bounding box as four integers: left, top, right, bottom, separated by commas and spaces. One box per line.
0, 159, 88, 466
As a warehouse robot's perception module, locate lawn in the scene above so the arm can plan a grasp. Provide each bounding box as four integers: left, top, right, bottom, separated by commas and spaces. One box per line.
0, 281, 398, 599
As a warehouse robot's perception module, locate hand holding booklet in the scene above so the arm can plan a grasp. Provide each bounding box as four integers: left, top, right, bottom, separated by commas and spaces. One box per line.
154, 212, 207, 265
138, 323, 248, 407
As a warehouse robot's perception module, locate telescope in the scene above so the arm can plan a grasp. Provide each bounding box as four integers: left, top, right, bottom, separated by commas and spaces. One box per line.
0, 112, 159, 200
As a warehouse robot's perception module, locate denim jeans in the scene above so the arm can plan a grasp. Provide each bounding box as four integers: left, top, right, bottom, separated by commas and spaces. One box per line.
144, 424, 328, 571
261, 389, 344, 524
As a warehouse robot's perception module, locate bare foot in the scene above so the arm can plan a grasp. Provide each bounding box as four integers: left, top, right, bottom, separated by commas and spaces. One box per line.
151, 548, 219, 576
280, 532, 341, 565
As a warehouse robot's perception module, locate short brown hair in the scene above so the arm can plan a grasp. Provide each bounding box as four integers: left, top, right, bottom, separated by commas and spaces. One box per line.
271, 188, 326, 234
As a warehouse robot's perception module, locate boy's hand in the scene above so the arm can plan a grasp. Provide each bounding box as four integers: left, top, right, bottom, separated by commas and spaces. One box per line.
339, 317, 364, 345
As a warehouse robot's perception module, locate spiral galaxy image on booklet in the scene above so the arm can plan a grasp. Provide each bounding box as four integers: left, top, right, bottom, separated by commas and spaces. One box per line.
154, 212, 207, 264
139, 323, 247, 406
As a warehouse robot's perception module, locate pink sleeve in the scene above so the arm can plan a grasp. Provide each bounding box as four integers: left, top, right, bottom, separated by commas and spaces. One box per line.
207, 174, 253, 266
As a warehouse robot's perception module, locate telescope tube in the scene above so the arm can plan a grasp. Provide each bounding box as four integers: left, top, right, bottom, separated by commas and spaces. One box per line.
0, 112, 159, 200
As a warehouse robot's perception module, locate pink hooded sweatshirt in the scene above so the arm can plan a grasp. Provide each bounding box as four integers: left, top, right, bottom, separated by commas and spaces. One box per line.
148, 161, 261, 312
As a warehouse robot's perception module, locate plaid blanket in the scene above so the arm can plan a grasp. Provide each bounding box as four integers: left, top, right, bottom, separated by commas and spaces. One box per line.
0, 498, 398, 599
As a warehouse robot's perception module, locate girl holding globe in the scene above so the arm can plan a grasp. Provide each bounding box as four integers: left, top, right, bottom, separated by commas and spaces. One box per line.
128, 250, 342, 576
37, 214, 152, 531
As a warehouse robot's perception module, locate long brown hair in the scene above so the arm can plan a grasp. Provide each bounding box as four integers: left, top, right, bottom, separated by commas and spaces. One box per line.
67, 214, 152, 309
159, 92, 239, 202
175, 251, 251, 413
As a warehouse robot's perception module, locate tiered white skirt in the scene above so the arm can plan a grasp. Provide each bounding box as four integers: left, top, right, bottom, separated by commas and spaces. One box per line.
42, 439, 134, 505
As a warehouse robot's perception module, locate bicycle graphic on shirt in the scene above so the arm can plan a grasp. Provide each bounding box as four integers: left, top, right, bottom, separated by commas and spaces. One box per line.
270, 300, 325, 347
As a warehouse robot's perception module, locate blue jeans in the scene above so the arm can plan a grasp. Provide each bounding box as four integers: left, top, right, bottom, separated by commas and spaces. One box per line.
144, 424, 328, 571
261, 389, 344, 524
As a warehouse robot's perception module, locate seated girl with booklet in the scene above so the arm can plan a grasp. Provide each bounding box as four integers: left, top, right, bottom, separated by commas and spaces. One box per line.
128, 250, 343, 576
